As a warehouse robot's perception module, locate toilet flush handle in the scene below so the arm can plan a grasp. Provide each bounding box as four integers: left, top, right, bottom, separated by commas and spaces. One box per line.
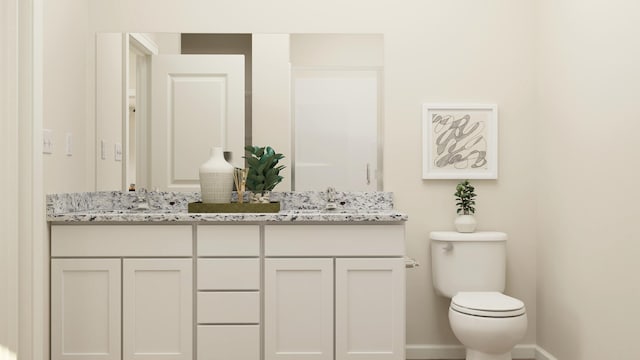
442, 243, 453, 252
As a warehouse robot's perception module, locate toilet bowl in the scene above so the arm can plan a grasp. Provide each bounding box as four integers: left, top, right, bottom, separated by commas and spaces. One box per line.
430, 231, 528, 360
448, 292, 527, 360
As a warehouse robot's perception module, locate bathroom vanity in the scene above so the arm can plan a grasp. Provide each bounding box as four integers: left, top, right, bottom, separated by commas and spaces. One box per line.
47, 191, 407, 360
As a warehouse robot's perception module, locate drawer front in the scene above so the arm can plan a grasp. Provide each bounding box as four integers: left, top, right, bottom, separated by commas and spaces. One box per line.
198, 292, 260, 324
198, 258, 260, 290
197, 325, 259, 360
197, 225, 260, 256
51, 225, 193, 257
264, 225, 405, 256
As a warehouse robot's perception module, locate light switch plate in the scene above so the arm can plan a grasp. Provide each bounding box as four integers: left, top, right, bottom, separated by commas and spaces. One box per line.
114, 143, 122, 161
65, 133, 73, 156
43, 129, 53, 154
101, 140, 107, 160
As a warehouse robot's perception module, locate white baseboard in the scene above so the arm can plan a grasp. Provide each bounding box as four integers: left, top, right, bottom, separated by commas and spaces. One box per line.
406, 344, 466, 359
406, 344, 550, 359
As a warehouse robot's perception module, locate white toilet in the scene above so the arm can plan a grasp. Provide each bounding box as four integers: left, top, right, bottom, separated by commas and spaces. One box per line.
430, 231, 527, 360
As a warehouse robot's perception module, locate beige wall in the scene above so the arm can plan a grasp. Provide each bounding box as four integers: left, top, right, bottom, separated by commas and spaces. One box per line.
95, 33, 124, 190
252, 34, 292, 190
536, 0, 640, 358
39, 0, 640, 357
43, 0, 91, 193
387, 3, 538, 348
83, 0, 539, 350
290, 33, 383, 67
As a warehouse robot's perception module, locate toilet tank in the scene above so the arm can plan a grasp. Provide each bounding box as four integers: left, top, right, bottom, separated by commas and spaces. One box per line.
430, 231, 507, 298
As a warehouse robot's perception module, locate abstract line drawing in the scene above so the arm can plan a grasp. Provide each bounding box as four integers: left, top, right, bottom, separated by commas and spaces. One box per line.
432, 112, 487, 170
422, 104, 498, 179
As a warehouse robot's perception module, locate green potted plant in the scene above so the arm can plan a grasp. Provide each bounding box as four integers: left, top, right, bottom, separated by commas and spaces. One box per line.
244, 145, 285, 203
454, 179, 477, 232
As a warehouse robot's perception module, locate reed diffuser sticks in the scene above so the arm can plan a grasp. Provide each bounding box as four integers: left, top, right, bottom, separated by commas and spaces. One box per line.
233, 168, 248, 204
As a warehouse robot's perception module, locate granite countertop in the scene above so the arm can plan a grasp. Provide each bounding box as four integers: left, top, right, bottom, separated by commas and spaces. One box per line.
47, 209, 407, 223
47, 191, 408, 223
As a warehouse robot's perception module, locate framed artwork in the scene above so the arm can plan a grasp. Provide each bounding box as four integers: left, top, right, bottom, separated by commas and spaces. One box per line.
422, 103, 498, 179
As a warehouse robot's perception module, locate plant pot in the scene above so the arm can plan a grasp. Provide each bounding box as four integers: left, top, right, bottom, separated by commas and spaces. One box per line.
250, 191, 271, 204
454, 214, 477, 233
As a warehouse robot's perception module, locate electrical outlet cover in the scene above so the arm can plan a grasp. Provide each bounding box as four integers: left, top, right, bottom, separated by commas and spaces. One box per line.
101, 140, 107, 160
65, 133, 73, 156
43, 129, 53, 154
114, 143, 122, 161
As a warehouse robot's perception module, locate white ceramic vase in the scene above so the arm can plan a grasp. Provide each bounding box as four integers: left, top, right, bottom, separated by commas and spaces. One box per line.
199, 147, 234, 203
454, 214, 477, 233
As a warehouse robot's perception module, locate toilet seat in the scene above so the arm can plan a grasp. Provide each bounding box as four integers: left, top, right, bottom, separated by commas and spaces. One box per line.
451, 291, 525, 318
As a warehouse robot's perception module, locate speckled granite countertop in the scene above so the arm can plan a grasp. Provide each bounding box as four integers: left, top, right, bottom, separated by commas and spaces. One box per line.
47, 209, 408, 223
47, 191, 408, 223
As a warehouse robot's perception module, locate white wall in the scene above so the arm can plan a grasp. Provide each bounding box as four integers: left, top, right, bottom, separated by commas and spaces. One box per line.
252, 34, 292, 190
85, 0, 539, 349
43, 0, 91, 193
1, 0, 20, 357
38, 0, 640, 357
290, 33, 383, 67
536, 0, 640, 358
95, 33, 124, 190
386, 2, 538, 349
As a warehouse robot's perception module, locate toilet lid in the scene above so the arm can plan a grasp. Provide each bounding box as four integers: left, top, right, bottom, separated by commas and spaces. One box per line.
451, 292, 526, 318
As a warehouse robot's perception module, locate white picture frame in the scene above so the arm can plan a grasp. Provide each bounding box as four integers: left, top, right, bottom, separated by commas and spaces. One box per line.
422, 103, 498, 179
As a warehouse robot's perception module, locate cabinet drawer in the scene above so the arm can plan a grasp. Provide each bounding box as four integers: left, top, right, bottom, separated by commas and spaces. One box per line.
198, 259, 260, 290
197, 225, 260, 256
197, 292, 260, 324
197, 325, 259, 360
51, 225, 192, 257
264, 225, 405, 256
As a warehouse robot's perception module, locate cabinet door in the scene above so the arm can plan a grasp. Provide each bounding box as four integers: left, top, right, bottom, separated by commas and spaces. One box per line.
123, 259, 192, 360
51, 259, 121, 360
335, 258, 405, 360
265, 258, 333, 360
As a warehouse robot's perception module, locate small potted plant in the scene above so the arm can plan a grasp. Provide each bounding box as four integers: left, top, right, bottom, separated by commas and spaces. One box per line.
244, 145, 285, 203
454, 179, 477, 233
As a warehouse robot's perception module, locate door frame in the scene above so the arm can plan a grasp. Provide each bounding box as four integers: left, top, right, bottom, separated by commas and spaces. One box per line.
1, 0, 46, 359
123, 33, 158, 191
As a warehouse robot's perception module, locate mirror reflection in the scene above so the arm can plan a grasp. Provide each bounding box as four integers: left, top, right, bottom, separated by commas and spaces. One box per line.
95, 33, 384, 193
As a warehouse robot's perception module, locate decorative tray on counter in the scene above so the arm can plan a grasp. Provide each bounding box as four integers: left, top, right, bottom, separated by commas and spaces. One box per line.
187, 201, 281, 213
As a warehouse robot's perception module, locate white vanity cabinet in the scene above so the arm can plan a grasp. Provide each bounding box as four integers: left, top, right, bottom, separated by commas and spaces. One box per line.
263, 225, 406, 360
50, 225, 193, 360
49, 220, 406, 360
196, 225, 261, 360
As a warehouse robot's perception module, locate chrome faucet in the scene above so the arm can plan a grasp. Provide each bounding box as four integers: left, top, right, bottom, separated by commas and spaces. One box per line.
133, 188, 150, 210
325, 187, 337, 210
